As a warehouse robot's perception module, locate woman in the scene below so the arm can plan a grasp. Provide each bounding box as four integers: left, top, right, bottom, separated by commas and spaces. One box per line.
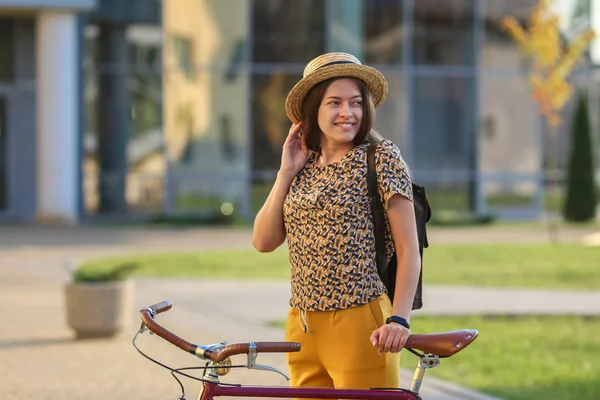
252, 52, 421, 391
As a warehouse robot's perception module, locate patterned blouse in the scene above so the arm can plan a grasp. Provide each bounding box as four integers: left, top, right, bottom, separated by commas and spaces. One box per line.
283, 139, 413, 311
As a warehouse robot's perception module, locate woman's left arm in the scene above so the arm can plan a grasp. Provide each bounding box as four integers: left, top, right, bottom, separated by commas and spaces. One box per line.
388, 193, 421, 321
370, 193, 421, 354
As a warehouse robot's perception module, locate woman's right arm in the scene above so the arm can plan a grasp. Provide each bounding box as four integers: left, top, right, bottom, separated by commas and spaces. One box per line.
252, 122, 308, 252
251, 172, 295, 252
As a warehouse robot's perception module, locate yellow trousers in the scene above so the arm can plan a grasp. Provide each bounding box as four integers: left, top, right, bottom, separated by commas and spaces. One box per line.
285, 294, 400, 396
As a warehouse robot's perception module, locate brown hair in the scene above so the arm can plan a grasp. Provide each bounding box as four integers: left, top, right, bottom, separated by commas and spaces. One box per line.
300, 77, 383, 154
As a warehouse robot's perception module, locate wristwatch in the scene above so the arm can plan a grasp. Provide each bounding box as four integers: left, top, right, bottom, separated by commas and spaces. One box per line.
385, 315, 410, 329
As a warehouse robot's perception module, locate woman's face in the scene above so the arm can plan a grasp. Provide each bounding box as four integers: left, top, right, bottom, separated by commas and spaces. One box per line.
317, 78, 363, 148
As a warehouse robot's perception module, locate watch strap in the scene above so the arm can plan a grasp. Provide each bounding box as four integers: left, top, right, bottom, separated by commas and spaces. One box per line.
385, 315, 410, 329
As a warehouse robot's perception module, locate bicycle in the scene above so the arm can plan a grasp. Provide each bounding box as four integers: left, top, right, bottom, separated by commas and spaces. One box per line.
134, 301, 479, 399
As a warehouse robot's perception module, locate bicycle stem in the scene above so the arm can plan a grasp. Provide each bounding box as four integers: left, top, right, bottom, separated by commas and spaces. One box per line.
201, 342, 290, 383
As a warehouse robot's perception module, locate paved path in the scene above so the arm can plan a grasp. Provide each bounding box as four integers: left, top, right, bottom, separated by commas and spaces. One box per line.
0, 222, 598, 248
1, 224, 598, 400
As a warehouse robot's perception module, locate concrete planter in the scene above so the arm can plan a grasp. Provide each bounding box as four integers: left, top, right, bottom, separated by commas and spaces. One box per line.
64, 280, 135, 339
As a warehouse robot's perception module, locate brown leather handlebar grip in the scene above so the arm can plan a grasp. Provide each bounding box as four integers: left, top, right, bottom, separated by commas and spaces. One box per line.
148, 301, 172, 315
140, 305, 197, 355
207, 341, 301, 362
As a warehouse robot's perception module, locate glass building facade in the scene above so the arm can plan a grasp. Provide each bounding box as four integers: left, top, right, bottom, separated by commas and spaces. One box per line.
0, 0, 595, 223
83, 0, 599, 222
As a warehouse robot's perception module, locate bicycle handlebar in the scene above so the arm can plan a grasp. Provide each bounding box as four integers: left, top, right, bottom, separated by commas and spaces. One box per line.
140, 301, 197, 355
140, 301, 478, 361
139, 301, 301, 362
207, 342, 301, 361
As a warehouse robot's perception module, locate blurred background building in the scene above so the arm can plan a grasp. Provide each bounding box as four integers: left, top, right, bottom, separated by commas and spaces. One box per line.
0, 0, 598, 224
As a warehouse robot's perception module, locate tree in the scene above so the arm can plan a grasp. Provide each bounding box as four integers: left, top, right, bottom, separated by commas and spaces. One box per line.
502, 0, 595, 127
563, 92, 597, 221
501, 0, 596, 242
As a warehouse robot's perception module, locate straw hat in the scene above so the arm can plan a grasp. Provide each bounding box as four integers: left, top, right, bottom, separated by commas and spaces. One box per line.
285, 52, 388, 124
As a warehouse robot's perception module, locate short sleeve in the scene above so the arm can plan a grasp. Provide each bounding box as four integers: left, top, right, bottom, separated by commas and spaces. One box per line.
375, 139, 413, 210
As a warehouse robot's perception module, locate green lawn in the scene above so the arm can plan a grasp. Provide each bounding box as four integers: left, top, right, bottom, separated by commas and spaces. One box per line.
423, 244, 600, 289
267, 315, 600, 400
406, 315, 600, 400
78, 244, 600, 290
78, 249, 291, 280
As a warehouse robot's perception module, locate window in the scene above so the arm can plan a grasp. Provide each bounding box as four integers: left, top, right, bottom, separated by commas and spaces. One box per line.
0, 18, 14, 83
480, 0, 536, 70
412, 76, 476, 173
413, 0, 475, 66
252, 0, 325, 63
251, 73, 302, 170
328, 0, 404, 65
363, 0, 404, 65
0, 97, 6, 210
573, 0, 591, 21
173, 36, 195, 80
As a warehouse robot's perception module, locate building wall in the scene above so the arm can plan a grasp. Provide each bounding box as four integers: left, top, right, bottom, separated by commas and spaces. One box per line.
163, 0, 250, 214
3, 0, 593, 223
478, 37, 542, 198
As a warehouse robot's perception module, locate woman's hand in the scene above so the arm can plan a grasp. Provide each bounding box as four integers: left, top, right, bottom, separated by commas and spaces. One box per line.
370, 322, 410, 355
280, 122, 308, 178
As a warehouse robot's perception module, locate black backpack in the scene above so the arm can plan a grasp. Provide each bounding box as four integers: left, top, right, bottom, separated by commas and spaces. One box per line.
367, 144, 432, 310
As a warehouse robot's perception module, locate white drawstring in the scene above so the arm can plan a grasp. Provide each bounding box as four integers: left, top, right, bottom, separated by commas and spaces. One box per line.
298, 309, 309, 333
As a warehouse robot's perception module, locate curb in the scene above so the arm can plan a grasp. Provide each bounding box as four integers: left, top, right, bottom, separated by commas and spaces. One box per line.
402, 368, 503, 400
582, 230, 600, 246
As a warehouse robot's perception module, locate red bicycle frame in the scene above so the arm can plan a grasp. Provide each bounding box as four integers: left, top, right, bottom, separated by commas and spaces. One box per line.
198, 382, 419, 399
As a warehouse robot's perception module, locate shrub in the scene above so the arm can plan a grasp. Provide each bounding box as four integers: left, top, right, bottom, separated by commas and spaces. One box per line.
563, 93, 597, 222
72, 262, 138, 283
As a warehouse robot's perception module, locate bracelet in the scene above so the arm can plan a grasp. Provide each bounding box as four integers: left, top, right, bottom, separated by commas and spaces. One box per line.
386, 315, 410, 330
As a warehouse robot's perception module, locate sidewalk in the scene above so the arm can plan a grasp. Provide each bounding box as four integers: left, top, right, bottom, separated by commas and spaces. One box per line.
1, 224, 598, 400
0, 222, 597, 248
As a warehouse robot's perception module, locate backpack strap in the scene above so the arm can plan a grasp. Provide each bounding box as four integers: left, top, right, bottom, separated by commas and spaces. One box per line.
366, 143, 389, 276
